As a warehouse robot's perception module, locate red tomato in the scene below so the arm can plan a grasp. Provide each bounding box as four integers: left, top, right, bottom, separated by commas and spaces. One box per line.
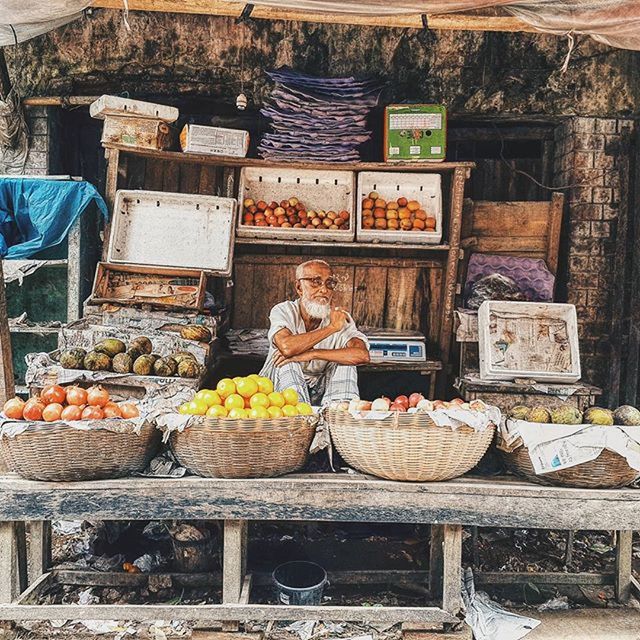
103, 403, 123, 418
2, 397, 25, 420
61, 405, 82, 421
119, 403, 140, 419
86, 385, 110, 408
23, 398, 45, 421
41, 385, 66, 405
65, 386, 88, 406
394, 395, 409, 408
82, 406, 104, 420
42, 403, 63, 422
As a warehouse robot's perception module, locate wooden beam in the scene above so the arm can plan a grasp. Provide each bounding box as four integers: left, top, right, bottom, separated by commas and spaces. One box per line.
0, 262, 15, 403
615, 530, 633, 603
91, 1, 537, 33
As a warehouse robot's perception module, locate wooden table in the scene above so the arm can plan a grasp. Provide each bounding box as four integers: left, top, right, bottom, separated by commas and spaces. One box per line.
0, 473, 636, 624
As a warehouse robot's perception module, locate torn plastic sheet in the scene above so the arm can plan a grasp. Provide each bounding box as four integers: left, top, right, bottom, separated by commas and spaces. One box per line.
462, 568, 541, 640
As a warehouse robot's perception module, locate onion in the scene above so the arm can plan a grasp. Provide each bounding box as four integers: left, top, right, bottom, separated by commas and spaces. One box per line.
65, 386, 88, 406
2, 397, 25, 420
86, 385, 110, 408
41, 385, 66, 405
42, 403, 63, 422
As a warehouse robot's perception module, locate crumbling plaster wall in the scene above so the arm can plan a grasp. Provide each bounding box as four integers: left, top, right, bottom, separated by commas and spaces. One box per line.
4, 9, 640, 117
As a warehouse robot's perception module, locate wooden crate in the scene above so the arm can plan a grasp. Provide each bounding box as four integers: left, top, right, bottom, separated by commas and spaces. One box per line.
478, 301, 581, 383
101, 116, 174, 151
91, 263, 208, 311
237, 166, 355, 242
356, 171, 443, 244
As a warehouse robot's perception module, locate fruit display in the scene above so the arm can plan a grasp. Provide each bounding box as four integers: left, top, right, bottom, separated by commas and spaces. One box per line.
179, 374, 314, 419
58, 335, 202, 379
333, 394, 485, 414
241, 197, 350, 231
360, 192, 437, 233
508, 403, 640, 426
2, 385, 140, 422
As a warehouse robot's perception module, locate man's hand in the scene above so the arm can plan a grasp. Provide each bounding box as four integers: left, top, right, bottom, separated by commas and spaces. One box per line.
329, 306, 349, 332
273, 349, 314, 368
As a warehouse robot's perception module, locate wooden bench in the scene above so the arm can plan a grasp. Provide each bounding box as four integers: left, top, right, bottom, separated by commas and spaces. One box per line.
0, 473, 636, 626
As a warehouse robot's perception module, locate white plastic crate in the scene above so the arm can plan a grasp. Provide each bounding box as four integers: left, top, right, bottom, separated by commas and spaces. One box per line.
90, 95, 178, 122
478, 301, 581, 383
356, 171, 442, 244
107, 190, 236, 276
237, 167, 355, 242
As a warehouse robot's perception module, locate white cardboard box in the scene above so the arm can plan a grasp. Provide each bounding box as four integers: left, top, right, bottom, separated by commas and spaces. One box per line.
180, 124, 249, 157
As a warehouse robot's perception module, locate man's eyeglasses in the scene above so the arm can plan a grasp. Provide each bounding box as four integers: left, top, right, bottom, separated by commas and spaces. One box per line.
298, 276, 338, 290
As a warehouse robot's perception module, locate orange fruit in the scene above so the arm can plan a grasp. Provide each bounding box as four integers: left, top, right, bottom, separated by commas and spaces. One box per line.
224, 394, 245, 410
257, 377, 274, 395
374, 219, 387, 230
216, 378, 236, 399
228, 408, 248, 419
282, 388, 299, 406
195, 389, 222, 407
268, 391, 285, 408
236, 377, 259, 399
249, 406, 270, 419
206, 405, 228, 418
297, 403, 313, 416
248, 374, 261, 382
187, 400, 208, 415
178, 403, 190, 415
282, 404, 298, 417
267, 406, 284, 418
250, 393, 270, 409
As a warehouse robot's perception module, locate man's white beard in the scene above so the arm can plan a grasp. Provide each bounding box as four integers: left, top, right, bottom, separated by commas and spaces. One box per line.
301, 297, 331, 320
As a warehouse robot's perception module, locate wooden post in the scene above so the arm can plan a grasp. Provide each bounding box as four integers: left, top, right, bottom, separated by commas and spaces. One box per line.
441, 525, 462, 617
429, 524, 445, 599
222, 519, 248, 632
0, 261, 15, 402
27, 522, 52, 586
101, 147, 120, 261
615, 530, 633, 603
0, 522, 20, 603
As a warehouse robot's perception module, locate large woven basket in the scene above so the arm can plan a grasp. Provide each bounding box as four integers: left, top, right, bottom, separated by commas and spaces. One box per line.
327, 409, 495, 482
0, 420, 160, 482
499, 440, 639, 489
169, 416, 316, 478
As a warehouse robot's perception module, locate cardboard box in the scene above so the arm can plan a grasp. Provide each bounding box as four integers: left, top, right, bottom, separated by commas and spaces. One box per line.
180, 124, 249, 157
101, 116, 174, 151
384, 104, 447, 162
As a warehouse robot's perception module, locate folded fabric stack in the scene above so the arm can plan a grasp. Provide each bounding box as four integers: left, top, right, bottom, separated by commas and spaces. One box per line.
259, 68, 382, 163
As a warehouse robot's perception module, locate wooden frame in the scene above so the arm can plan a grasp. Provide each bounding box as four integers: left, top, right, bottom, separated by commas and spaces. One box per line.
91, 1, 537, 33
0, 473, 635, 623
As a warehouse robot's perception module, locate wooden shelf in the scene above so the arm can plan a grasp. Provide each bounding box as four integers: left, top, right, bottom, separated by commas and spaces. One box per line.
104, 144, 475, 173
9, 325, 61, 335
236, 237, 450, 252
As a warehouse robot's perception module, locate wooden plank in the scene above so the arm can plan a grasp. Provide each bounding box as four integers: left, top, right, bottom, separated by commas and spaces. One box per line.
615, 530, 633, 603
103, 145, 475, 172
236, 237, 451, 252
469, 202, 552, 237
0, 523, 19, 603
234, 254, 440, 269
384, 268, 425, 331
441, 525, 462, 616
0, 262, 14, 402
429, 525, 445, 599
199, 165, 218, 195
179, 161, 202, 194
352, 265, 387, 328
14, 572, 52, 605
0, 602, 457, 624
91, 1, 537, 33
475, 571, 614, 586
223, 520, 248, 603
546, 193, 564, 276
1, 474, 640, 530
27, 522, 51, 586
231, 263, 255, 328
144, 157, 165, 191
402, 626, 471, 640
15, 522, 27, 597
162, 159, 181, 192
466, 237, 548, 255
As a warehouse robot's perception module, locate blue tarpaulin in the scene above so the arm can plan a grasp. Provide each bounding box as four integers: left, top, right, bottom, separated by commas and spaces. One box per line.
0, 178, 109, 259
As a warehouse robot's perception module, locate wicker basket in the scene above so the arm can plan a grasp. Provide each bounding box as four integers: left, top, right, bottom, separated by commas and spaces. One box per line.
0, 420, 160, 482
327, 409, 495, 482
498, 439, 639, 489
169, 416, 316, 478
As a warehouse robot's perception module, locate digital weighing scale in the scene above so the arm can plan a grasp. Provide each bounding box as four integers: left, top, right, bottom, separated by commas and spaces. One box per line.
364, 329, 427, 363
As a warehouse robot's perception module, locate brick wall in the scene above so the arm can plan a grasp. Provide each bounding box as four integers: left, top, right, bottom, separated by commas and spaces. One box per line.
22, 105, 55, 174
554, 116, 636, 391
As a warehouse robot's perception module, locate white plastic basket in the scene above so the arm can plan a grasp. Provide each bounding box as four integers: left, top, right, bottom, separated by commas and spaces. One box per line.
356, 171, 443, 244
108, 190, 236, 276
237, 167, 355, 242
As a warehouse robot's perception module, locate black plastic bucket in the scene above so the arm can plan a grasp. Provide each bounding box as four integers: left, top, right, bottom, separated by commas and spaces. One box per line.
273, 561, 328, 605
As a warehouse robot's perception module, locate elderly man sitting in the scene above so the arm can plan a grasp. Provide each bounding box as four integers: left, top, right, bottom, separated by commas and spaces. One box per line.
259, 259, 370, 406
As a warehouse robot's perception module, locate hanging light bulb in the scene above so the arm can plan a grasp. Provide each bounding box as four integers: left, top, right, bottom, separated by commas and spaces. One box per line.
236, 93, 247, 110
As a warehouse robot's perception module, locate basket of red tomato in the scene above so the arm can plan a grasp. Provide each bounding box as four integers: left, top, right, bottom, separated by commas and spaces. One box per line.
1, 384, 159, 482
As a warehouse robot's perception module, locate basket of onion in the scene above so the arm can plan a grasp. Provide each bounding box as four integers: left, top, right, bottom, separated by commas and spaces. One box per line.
0, 384, 159, 482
